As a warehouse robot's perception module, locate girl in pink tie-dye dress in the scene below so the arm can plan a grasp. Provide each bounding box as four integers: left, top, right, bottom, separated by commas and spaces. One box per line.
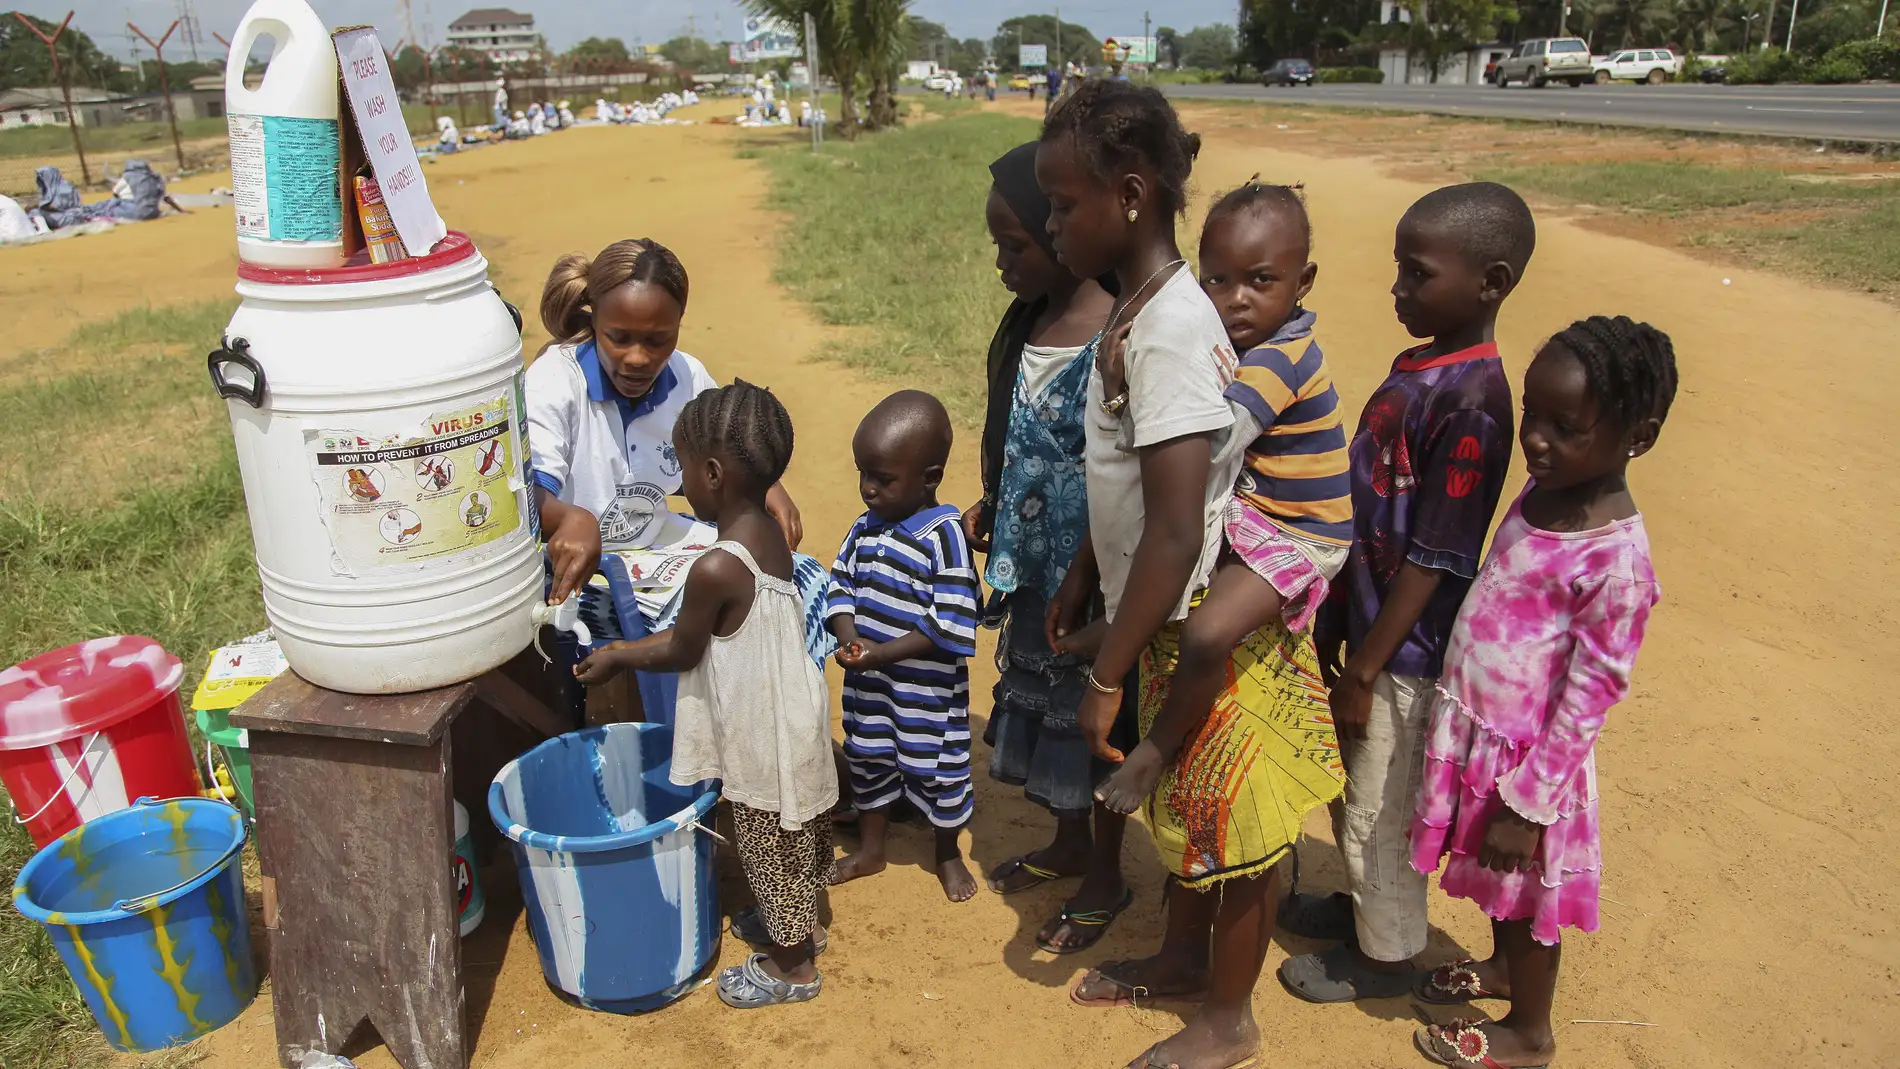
1408, 317, 1678, 1069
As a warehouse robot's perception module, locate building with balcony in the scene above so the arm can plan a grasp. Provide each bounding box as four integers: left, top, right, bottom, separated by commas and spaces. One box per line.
447, 8, 538, 64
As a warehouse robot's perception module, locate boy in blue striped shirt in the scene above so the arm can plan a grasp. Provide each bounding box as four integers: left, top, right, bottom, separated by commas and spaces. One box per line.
825, 391, 983, 902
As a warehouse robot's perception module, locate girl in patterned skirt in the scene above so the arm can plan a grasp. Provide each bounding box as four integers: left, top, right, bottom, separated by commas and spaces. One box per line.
1408, 317, 1676, 1068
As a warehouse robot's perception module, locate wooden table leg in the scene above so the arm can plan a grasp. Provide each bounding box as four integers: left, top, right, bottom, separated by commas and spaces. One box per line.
251, 730, 466, 1069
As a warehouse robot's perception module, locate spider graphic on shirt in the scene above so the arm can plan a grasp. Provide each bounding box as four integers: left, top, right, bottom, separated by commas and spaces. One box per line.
1362, 389, 1416, 500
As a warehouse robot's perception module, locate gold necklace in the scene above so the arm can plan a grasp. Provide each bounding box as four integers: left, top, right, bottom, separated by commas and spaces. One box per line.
1098, 258, 1184, 417
1103, 258, 1186, 337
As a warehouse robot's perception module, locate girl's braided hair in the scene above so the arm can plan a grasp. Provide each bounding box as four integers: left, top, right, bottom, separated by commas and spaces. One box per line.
1041, 79, 1201, 216
1207, 175, 1311, 245
540, 238, 691, 345
674, 379, 794, 490
1548, 315, 1679, 430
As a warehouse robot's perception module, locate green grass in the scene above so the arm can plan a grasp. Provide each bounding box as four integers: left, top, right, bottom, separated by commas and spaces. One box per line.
0, 304, 260, 1069
1480, 160, 1900, 290
759, 109, 1039, 422
0, 116, 228, 160
1479, 160, 1898, 212
0, 106, 452, 167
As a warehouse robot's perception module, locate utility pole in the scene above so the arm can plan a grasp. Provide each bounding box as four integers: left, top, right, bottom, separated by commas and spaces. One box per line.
1786, 0, 1801, 50
129, 19, 187, 171
1055, 7, 1062, 69
127, 26, 145, 89
1879, 0, 1889, 38
1763, 0, 1779, 49
175, 0, 201, 61
1143, 10, 1150, 80
804, 11, 822, 152
15, 11, 89, 185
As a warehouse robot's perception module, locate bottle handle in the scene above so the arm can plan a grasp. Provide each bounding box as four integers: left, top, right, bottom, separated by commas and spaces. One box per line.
225, 15, 290, 109
208, 336, 267, 408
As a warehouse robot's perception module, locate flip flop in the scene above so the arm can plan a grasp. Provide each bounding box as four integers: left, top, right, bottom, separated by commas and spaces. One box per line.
1416, 960, 1506, 1004
1131, 1048, 1257, 1069
1129, 1043, 1257, 1069
1414, 1019, 1549, 1068
1036, 885, 1135, 954
1069, 957, 1208, 1009
987, 854, 1073, 895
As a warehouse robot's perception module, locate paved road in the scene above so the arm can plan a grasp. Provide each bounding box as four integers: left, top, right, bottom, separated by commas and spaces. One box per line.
1162, 82, 1900, 142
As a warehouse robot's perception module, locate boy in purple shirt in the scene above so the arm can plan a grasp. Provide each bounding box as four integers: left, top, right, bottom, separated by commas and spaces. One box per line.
1280, 182, 1535, 1003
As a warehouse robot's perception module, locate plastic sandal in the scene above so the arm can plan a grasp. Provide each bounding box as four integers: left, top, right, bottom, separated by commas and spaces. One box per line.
1277, 944, 1416, 1003
715, 954, 822, 1009
1036, 885, 1135, 954
729, 907, 828, 956
1414, 1019, 1550, 1069
1416, 960, 1505, 1004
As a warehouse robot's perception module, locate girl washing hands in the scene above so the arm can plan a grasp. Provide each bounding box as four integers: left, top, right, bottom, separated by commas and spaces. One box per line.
575, 383, 836, 1010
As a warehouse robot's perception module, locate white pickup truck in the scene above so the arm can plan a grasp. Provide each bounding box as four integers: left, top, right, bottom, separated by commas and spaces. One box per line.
1592, 48, 1683, 84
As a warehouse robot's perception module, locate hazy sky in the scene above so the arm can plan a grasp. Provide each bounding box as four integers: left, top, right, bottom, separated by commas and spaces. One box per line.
47, 0, 1240, 61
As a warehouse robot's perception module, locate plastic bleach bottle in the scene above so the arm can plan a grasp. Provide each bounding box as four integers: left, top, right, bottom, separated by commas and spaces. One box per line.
224, 0, 345, 269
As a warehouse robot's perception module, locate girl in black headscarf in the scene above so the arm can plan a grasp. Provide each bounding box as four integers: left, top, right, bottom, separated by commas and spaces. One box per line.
965, 142, 1134, 952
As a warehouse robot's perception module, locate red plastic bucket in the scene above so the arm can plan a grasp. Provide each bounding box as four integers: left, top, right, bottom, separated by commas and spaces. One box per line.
0, 636, 199, 849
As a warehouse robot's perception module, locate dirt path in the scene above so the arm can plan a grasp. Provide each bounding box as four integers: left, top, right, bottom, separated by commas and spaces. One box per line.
8, 103, 1883, 1069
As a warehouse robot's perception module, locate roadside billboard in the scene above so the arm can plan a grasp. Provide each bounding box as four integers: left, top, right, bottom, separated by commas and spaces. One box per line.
1019, 43, 1048, 67
742, 15, 801, 62
1105, 36, 1156, 64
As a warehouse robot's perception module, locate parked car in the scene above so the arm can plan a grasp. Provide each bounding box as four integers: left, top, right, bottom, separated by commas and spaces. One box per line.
1592, 48, 1684, 84
1009, 72, 1032, 91
923, 71, 955, 91
1262, 58, 1317, 86
1698, 62, 1729, 83
1494, 37, 1593, 87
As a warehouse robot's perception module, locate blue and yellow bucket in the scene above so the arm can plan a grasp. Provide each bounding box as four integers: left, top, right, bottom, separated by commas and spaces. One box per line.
10, 796, 257, 1052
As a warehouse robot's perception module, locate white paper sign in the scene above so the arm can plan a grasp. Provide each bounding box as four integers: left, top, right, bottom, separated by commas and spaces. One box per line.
333, 27, 448, 254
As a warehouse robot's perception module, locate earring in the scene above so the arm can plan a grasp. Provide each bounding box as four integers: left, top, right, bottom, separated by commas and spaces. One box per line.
1127, 209, 1139, 223
1628, 449, 1638, 457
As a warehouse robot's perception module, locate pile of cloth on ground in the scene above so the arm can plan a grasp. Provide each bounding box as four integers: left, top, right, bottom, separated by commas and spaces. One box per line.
11, 159, 179, 234
592, 91, 695, 126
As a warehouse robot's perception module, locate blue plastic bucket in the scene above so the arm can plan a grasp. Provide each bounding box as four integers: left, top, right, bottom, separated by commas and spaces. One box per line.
489, 723, 719, 1013
11, 796, 256, 1051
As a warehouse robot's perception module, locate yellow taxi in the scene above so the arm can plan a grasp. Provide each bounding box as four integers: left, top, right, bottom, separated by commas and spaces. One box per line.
1009, 73, 1032, 91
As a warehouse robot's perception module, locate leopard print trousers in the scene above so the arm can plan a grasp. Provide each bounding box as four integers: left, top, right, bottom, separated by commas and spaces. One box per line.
730, 802, 833, 947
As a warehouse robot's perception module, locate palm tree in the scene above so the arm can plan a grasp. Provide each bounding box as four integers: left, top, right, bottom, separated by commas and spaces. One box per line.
854, 0, 913, 130
749, 0, 862, 136
1594, 0, 1675, 46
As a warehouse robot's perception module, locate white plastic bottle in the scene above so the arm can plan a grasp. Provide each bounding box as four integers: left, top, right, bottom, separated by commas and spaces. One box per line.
224, 0, 345, 269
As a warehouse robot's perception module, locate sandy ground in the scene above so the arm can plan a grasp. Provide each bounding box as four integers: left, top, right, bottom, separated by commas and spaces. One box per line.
6, 99, 1894, 1068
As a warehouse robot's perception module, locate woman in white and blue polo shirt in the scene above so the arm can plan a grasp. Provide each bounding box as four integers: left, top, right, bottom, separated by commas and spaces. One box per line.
525, 237, 804, 612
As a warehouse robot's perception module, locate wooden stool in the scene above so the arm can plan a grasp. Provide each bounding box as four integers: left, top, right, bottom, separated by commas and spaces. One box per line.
233, 661, 572, 1069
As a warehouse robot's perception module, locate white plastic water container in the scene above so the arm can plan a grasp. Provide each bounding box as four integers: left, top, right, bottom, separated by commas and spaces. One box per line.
210, 234, 542, 694
224, 0, 345, 269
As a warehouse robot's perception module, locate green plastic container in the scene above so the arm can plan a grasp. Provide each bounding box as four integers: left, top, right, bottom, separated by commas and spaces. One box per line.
194, 707, 253, 819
